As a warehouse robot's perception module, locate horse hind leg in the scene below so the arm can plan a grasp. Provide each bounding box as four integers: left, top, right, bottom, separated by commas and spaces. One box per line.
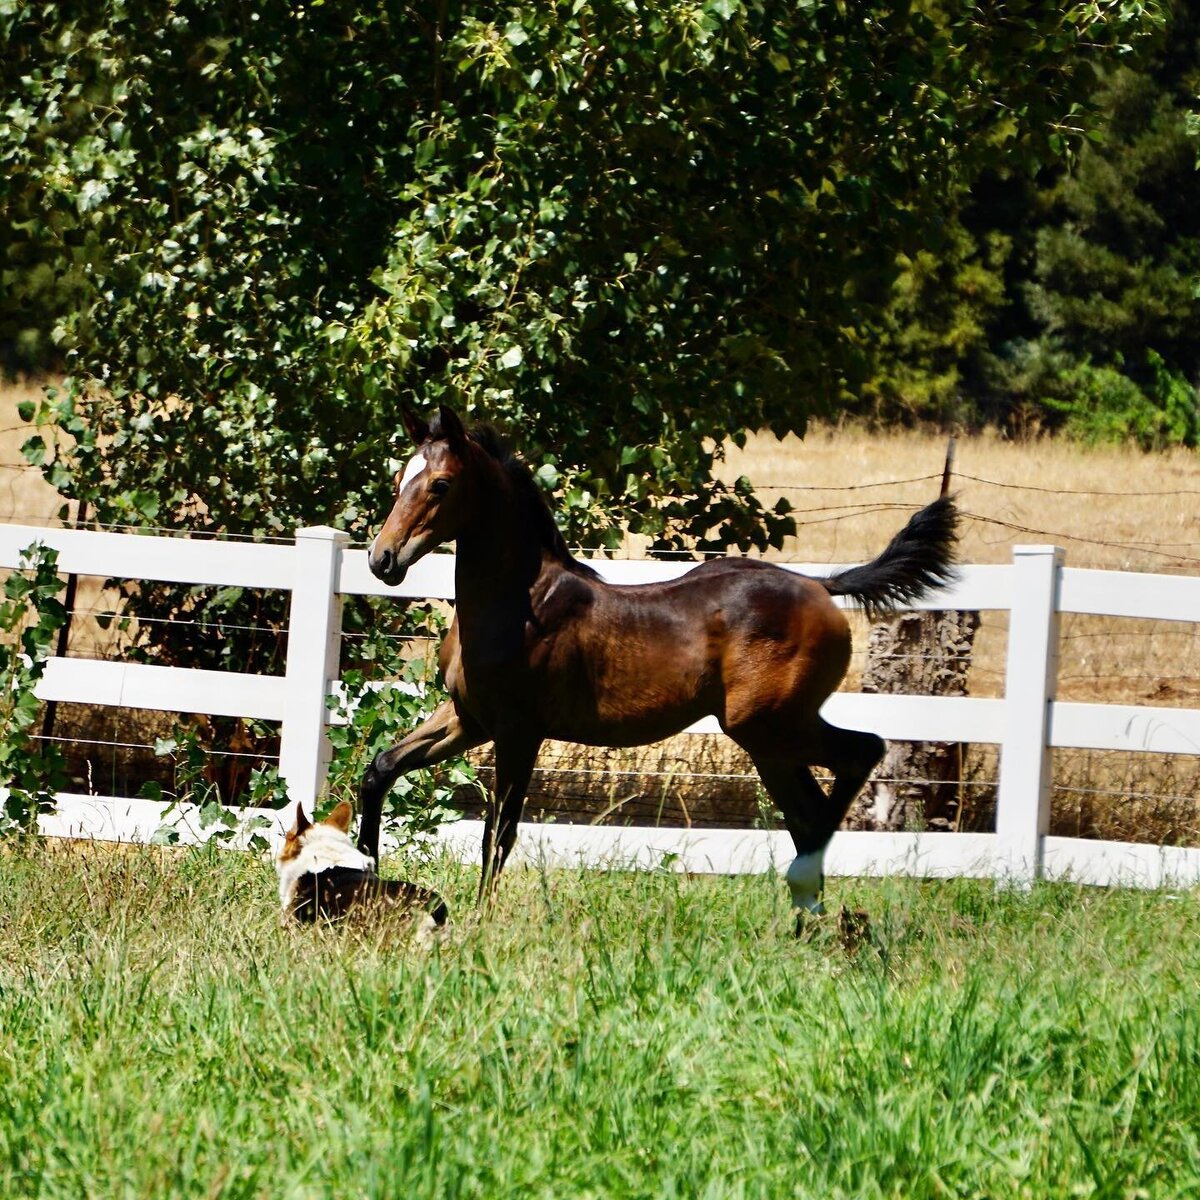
742, 719, 885, 923
814, 718, 886, 826
749, 756, 839, 918
795, 721, 885, 916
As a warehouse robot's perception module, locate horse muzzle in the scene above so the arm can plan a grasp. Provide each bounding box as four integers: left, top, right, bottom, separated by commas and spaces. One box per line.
367, 543, 409, 587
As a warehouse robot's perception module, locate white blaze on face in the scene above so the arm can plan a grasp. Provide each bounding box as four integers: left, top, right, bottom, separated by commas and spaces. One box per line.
398, 451, 428, 496
369, 451, 429, 570
785, 850, 826, 915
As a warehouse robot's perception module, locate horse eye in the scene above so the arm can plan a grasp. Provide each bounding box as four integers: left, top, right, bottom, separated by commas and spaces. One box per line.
430, 478, 451, 497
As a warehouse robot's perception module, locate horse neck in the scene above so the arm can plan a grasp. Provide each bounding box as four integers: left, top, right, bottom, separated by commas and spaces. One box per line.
453, 457, 551, 610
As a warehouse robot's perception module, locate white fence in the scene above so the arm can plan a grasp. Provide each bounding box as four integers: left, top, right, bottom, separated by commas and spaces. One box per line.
3, 521, 1199, 889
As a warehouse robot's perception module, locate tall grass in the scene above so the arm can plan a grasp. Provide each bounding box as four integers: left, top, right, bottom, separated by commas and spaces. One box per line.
2, 844, 1198, 1198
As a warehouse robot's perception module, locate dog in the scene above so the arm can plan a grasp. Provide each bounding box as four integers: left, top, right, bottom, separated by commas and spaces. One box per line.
275, 800, 449, 933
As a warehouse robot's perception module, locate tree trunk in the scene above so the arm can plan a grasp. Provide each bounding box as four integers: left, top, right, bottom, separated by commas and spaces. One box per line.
849, 610, 980, 832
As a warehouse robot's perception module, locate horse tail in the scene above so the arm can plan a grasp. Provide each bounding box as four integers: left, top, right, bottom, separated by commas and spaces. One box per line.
823, 496, 959, 618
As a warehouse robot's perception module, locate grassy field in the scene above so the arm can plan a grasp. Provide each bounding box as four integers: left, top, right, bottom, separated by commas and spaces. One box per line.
2, 842, 1199, 1199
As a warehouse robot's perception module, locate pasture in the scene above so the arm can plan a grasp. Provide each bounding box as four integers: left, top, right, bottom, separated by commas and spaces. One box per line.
3, 385, 1198, 1195
2, 842, 1199, 1199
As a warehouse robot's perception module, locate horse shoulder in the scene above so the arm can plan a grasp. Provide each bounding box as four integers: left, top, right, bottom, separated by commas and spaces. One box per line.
532, 567, 598, 628
438, 615, 466, 693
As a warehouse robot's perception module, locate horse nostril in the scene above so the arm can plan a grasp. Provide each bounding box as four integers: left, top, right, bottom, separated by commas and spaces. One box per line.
371, 547, 393, 578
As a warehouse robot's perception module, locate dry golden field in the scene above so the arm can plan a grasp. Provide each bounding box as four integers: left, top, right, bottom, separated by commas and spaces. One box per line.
1, 377, 58, 524
2, 383, 1198, 844
721, 424, 1199, 703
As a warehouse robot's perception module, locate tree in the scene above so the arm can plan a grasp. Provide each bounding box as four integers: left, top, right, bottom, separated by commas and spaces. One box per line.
5, 0, 1160, 557
983, 1, 1200, 446
850, 212, 1010, 428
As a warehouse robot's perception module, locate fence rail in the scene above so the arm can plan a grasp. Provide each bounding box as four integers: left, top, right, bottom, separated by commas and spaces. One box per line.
3, 521, 1199, 889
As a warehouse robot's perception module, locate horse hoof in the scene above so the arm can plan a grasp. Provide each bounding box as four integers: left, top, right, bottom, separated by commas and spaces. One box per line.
793, 907, 825, 941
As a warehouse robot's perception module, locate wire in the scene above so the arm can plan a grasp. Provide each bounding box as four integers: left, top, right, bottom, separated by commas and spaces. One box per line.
748, 473, 944, 492
34, 733, 279, 760
1060, 629, 1198, 639
66, 608, 283, 637
1052, 783, 1200, 805
960, 511, 1200, 567
789, 500, 922, 517
5, 471, 1197, 562
957, 471, 1200, 499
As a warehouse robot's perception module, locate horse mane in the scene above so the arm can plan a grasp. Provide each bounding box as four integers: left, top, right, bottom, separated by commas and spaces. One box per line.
454, 418, 600, 581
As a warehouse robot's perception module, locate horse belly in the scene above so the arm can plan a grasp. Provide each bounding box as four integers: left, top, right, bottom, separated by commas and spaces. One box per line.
536, 634, 717, 747
541, 705, 708, 748
544, 702, 708, 747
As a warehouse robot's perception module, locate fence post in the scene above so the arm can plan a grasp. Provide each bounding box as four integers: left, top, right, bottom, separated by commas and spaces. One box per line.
277, 525, 348, 813
995, 544, 1063, 885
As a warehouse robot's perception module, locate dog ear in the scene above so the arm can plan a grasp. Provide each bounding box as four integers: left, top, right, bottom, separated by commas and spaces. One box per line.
323, 800, 353, 833
292, 802, 312, 835
401, 406, 430, 446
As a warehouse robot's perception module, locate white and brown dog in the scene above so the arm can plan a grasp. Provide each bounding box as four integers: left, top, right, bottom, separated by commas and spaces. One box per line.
275, 801, 448, 932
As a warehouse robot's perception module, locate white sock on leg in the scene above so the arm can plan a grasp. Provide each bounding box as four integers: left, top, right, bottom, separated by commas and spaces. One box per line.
786, 851, 826, 915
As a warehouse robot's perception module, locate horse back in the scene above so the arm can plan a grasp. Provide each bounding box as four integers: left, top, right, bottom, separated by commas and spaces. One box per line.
521, 558, 851, 744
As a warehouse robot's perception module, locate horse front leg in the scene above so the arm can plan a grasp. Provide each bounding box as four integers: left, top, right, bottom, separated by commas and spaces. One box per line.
478, 736, 542, 905
358, 699, 487, 861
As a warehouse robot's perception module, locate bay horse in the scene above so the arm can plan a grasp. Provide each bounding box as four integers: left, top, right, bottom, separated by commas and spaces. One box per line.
359, 406, 957, 919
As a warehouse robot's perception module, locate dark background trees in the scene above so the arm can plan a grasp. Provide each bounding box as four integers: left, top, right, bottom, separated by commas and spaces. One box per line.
857, 1, 1200, 447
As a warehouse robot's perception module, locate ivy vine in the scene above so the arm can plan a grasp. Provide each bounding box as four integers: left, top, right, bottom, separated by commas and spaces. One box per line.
1, 543, 68, 835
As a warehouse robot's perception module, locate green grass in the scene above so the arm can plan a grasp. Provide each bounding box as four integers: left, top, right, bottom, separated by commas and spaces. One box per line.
1, 842, 1199, 1199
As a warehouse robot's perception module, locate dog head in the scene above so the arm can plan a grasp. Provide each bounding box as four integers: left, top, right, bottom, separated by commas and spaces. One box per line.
275, 801, 449, 934
276, 800, 376, 915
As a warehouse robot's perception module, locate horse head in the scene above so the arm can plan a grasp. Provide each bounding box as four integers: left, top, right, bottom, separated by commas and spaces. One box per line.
367, 405, 474, 586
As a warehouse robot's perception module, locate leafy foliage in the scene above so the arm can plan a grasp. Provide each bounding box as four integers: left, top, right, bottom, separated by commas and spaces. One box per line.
4, 0, 1158, 550
1025, 33, 1200, 391
324, 601, 472, 847
139, 724, 287, 853
834, 1, 1200, 446
0, 543, 68, 833
852, 217, 1010, 427
1045, 350, 1200, 449
971, 3, 1200, 444
132, 598, 470, 844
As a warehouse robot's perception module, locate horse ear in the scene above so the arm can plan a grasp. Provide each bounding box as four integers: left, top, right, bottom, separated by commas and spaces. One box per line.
401, 406, 430, 445
323, 801, 353, 833
436, 404, 467, 448
292, 802, 312, 835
